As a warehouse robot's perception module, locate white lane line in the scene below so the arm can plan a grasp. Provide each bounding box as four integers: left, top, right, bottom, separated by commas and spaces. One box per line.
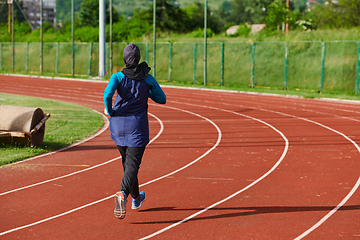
5, 81, 359, 237
139, 101, 289, 240
295, 177, 360, 239
0, 112, 161, 196
187, 177, 233, 181
237, 104, 360, 239
0, 105, 221, 236
147, 113, 165, 145
162, 85, 360, 109
140, 105, 222, 188
284, 116, 360, 239
236, 96, 360, 124
185, 97, 360, 239
0, 83, 103, 99
0, 158, 120, 197
0, 85, 103, 104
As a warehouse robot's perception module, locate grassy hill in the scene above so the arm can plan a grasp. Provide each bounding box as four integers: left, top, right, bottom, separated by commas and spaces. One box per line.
113, 0, 226, 18
112, 0, 310, 17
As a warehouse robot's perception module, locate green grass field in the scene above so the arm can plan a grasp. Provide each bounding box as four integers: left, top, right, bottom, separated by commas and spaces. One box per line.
0, 93, 104, 166
1, 29, 359, 101
1, 40, 359, 95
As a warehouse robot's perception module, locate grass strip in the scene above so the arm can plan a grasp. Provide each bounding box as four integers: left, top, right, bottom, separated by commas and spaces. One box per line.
158, 80, 360, 101
0, 93, 104, 166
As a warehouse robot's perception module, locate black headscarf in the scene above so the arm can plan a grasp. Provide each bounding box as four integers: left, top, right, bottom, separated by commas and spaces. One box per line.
121, 44, 151, 80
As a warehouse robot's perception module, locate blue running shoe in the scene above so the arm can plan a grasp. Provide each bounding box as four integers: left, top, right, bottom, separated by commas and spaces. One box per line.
114, 191, 127, 219
132, 191, 146, 209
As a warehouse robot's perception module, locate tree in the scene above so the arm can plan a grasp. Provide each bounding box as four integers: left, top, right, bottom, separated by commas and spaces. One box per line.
227, 0, 249, 24
213, 1, 232, 29
243, 0, 274, 24
0, 0, 26, 24
0, 0, 9, 23
307, 0, 360, 28
219, 0, 273, 25
265, 0, 288, 32
156, 0, 189, 32
293, 0, 308, 12
56, 0, 82, 24
333, 0, 360, 27
79, 0, 119, 27
110, 9, 152, 42
183, 2, 221, 33
79, 0, 99, 27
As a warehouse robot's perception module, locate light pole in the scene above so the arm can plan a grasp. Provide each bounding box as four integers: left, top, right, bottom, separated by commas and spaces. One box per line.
8, 0, 11, 34
40, 0, 43, 74
71, 0, 74, 76
99, 0, 106, 77
11, 0, 14, 73
109, 0, 113, 76
153, 0, 156, 78
204, 0, 207, 85
286, 0, 289, 35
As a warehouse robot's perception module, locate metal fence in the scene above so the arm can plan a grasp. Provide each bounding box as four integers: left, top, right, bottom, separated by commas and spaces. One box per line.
1, 41, 359, 94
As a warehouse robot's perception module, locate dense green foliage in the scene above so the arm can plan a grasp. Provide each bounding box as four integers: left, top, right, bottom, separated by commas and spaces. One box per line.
56, 0, 82, 25
0, 0, 359, 43
307, 0, 360, 29
265, 0, 288, 31
79, 0, 119, 27
0, 0, 25, 24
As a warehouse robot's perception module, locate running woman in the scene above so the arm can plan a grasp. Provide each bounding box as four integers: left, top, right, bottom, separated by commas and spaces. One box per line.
103, 44, 166, 219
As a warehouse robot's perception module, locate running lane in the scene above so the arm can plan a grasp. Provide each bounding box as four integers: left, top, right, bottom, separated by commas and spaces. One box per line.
1, 76, 359, 239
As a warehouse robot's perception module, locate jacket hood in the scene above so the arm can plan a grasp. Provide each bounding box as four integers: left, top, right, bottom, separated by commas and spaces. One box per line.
121, 44, 150, 80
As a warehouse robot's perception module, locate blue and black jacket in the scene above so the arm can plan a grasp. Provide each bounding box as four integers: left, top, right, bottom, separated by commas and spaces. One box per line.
103, 71, 166, 147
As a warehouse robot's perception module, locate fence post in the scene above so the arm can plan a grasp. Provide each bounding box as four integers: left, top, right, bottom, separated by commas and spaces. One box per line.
109, 42, 113, 76
12, 1, 15, 73
88, 43, 93, 77
72, 43, 75, 77
40, 0, 43, 75
194, 43, 197, 84
320, 42, 326, 93
0, 43, 2, 71
26, 42, 29, 72
40, 41, 43, 73
109, 0, 113, 76
71, 0, 75, 77
355, 42, 360, 94
169, 43, 172, 81
250, 42, 256, 88
284, 42, 289, 90
55, 43, 59, 75
12, 42, 15, 73
221, 42, 224, 86
204, 0, 207, 86
153, 0, 156, 78
106, 42, 109, 75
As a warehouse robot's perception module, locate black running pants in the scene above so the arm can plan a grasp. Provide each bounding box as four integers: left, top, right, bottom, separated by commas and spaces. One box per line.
117, 146, 146, 199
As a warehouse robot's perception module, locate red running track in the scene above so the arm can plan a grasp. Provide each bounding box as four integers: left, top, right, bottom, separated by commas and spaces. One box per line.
0, 75, 360, 239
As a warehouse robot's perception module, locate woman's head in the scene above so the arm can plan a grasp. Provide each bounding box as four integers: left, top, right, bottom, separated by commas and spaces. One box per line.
123, 44, 140, 67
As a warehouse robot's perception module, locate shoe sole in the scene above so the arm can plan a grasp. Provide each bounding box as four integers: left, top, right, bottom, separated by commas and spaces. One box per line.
114, 192, 126, 219
132, 193, 146, 210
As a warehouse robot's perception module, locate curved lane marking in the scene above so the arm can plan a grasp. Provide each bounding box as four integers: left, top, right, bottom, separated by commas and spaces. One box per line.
178, 97, 360, 239
139, 101, 290, 239
0, 112, 161, 196
221, 101, 360, 239
0, 105, 221, 236
140, 104, 222, 187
